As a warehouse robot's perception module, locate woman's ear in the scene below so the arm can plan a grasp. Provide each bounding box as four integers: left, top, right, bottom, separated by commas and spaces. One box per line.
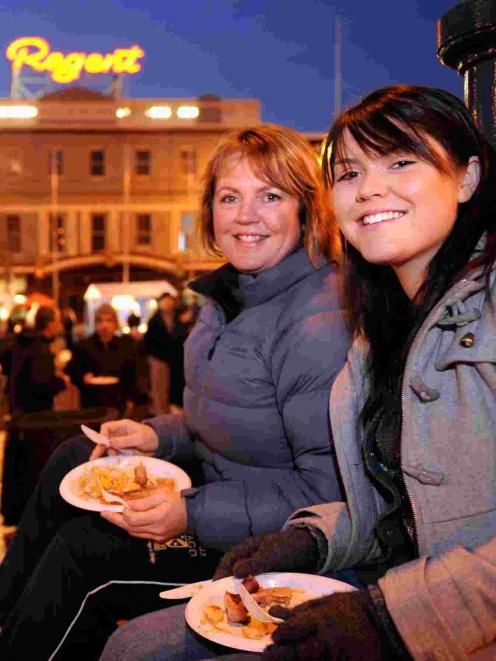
457, 156, 481, 203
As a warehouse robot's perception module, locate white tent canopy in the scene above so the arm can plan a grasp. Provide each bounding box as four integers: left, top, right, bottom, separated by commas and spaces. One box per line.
83, 280, 178, 333
84, 280, 177, 302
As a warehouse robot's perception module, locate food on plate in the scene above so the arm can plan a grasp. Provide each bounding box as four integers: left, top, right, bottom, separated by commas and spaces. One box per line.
241, 618, 277, 640
202, 575, 309, 641
204, 605, 224, 625
134, 461, 148, 487
242, 575, 260, 594
253, 587, 293, 608
224, 592, 249, 624
77, 462, 175, 504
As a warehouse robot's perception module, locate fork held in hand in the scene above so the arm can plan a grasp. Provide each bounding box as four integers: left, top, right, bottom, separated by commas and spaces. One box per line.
237, 583, 284, 624
95, 476, 128, 508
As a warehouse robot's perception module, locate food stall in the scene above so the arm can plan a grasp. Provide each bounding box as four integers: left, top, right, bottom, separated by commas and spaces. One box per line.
83, 280, 178, 334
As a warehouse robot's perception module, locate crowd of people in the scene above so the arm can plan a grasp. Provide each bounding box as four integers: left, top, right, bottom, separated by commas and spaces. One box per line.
0, 83, 495, 661
0, 296, 194, 419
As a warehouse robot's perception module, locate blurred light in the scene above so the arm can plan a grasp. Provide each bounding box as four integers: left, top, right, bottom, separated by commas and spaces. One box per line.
56, 349, 72, 366
122, 325, 130, 334
0, 105, 38, 119
59, 349, 72, 361
145, 105, 172, 119
13, 294, 27, 304
111, 294, 136, 311
148, 299, 158, 310
138, 323, 148, 333
0, 308, 9, 321
84, 284, 101, 301
116, 106, 131, 119
25, 303, 39, 328
13, 323, 22, 334
177, 105, 199, 119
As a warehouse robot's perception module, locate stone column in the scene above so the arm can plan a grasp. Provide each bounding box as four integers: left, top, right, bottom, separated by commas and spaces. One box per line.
438, 0, 496, 148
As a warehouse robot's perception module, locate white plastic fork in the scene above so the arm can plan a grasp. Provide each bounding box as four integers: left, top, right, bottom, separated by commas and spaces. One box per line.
81, 424, 133, 455
237, 583, 284, 624
95, 475, 128, 509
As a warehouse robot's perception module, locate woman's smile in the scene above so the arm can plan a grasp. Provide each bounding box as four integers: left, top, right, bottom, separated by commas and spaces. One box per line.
360, 210, 406, 225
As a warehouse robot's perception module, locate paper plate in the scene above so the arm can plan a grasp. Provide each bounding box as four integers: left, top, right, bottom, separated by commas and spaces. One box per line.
59, 455, 191, 512
185, 572, 356, 653
87, 376, 120, 385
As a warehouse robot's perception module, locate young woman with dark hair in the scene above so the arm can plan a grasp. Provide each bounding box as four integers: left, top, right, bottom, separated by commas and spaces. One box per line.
100, 85, 496, 661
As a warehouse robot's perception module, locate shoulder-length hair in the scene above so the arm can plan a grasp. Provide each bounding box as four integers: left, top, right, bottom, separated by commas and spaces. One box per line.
198, 124, 340, 265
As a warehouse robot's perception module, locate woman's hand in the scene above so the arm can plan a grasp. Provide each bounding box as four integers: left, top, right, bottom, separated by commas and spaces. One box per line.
100, 488, 188, 543
89, 419, 159, 460
82, 372, 95, 384
214, 528, 318, 580
262, 590, 385, 661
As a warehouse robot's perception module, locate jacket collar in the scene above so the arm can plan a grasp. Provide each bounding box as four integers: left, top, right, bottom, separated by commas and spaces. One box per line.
432, 235, 496, 329
188, 248, 325, 319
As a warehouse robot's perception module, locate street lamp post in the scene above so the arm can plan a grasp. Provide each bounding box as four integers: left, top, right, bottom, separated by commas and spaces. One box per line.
50, 149, 60, 305
437, 0, 496, 148
122, 142, 131, 284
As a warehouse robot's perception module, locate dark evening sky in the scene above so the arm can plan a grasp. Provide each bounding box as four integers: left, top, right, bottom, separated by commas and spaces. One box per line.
0, 0, 463, 132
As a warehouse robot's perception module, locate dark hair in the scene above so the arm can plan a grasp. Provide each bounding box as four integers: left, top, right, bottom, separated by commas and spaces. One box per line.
34, 306, 57, 332
322, 85, 496, 481
158, 292, 175, 302
127, 312, 140, 328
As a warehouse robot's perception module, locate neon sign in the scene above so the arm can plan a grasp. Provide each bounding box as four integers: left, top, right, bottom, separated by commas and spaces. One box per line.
6, 37, 145, 84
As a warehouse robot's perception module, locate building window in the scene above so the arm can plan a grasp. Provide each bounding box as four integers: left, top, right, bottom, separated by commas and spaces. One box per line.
178, 212, 196, 251
136, 213, 152, 245
49, 150, 64, 176
180, 148, 197, 176
90, 149, 105, 176
91, 214, 107, 251
49, 214, 66, 253
6, 215, 21, 252
135, 150, 151, 175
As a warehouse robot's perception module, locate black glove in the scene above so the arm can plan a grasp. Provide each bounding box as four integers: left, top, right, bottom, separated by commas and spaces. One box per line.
213, 528, 319, 580
262, 589, 396, 661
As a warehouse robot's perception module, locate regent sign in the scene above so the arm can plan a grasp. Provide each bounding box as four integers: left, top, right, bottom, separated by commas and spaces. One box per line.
6, 37, 145, 84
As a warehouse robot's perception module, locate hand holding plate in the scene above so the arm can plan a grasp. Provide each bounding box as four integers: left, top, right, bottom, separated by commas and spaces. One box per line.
101, 486, 188, 543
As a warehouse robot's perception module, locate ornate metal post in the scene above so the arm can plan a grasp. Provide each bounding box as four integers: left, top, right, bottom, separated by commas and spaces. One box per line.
437, 0, 496, 148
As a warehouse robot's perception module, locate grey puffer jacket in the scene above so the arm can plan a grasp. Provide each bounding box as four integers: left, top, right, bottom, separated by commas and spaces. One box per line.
146, 248, 350, 551
287, 260, 496, 660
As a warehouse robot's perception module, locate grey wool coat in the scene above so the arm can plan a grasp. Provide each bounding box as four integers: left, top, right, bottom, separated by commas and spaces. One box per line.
146, 248, 350, 551
287, 258, 496, 660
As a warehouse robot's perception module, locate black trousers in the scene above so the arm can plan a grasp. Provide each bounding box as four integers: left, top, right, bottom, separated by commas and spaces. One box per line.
0, 436, 222, 661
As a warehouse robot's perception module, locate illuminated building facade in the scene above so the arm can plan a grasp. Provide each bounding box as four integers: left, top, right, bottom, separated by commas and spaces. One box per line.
0, 87, 261, 311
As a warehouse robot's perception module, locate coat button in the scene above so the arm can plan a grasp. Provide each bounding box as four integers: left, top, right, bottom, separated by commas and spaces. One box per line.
459, 332, 475, 348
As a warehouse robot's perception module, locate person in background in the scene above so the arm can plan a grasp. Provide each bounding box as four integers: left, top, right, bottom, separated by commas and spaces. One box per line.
126, 312, 151, 418
7, 306, 68, 413
127, 312, 142, 342
168, 303, 194, 410
61, 306, 77, 352
143, 292, 183, 415
102, 85, 496, 661
0, 124, 350, 660
67, 303, 138, 416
